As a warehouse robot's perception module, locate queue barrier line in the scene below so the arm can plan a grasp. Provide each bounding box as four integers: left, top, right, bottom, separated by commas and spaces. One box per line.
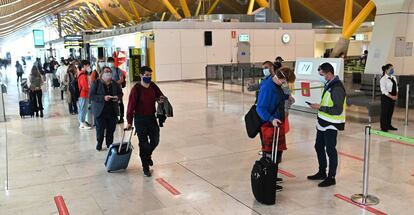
292, 86, 324, 91
370, 129, 414, 144
54, 196, 70, 215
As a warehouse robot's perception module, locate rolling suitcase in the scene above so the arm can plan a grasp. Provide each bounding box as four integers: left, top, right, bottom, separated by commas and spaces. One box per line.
19, 93, 34, 118
52, 77, 60, 88
251, 126, 280, 205
105, 128, 134, 172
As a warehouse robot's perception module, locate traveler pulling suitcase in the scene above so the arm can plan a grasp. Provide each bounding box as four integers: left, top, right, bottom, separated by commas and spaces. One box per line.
105, 127, 134, 172
251, 126, 280, 205
19, 92, 34, 118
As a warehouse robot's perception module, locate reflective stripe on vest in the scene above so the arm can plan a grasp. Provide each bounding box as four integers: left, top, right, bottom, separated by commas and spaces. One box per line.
317, 90, 346, 124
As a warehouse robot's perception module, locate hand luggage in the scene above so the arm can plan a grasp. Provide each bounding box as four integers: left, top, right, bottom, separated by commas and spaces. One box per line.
251, 126, 280, 205
19, 98, 34, 118
244, 104, 263, 138
105, 128, 134, 172
52, 77, 60, 88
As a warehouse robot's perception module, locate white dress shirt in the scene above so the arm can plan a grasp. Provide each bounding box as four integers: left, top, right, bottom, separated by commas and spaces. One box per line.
380, 74, 398, 95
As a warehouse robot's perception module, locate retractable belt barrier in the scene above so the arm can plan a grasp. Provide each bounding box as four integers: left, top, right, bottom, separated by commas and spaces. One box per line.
351, 126, 414, 205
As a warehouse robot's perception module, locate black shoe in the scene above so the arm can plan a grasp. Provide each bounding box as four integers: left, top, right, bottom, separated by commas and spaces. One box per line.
381, 129, 388, 132
117, 119, 124, 124
318, 177, 336, 187
96, 145, 102, 151
35, 112, 39, 117
40, 111, 44, 118
276, 177, 283, 184
148, 157, 154, 166
307, 172, 327, 180
143, 168, 151, 177
276, 185, 283, 192
389, 126, 398, 131
106, 145, 111, 149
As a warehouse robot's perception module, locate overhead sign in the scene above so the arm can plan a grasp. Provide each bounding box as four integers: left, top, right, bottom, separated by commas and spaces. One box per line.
64, 35, 84, 49
33, 30, 45, 48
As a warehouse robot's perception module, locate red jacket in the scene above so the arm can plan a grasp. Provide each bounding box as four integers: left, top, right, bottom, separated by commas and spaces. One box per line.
78, 70, 89, 98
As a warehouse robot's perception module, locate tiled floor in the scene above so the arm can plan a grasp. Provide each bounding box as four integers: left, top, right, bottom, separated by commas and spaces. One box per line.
0, 67, 414, 215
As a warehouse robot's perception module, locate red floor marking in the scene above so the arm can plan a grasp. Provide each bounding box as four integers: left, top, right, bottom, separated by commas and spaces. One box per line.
156, 178, 181, 196
278, 168, 296, 178
334, 194, 387, 215
389, 140, 414, 147
338, 151, 364, 162
54, 196, 69, 215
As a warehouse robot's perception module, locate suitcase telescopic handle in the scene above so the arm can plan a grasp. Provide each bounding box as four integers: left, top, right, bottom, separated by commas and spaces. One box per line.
271, 125, 280, 163
118, 127, 134, 153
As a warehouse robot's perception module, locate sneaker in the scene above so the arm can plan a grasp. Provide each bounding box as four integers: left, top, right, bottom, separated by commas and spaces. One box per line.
307, 172, 327, 180
276, 185, 283, 192
79, 124, 85, 129
276, 177, 283, 184
318, 177, 336, 187
82, 124, 92, 130
143, 168, 151, 177
117, 119, 124, 124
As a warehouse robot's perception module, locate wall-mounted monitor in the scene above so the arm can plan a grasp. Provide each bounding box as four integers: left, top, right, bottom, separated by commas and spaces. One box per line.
204, 31, 212, 46
239, 34, 249, 42
33, 30, 45, 48
296, 61, 313, 75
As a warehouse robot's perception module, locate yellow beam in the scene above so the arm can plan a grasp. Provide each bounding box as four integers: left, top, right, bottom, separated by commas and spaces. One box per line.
343, 0, 375, 38
279, 0, 292, 23
160, 12, 166, 21
78, 7, 96, 28
85, 1, 109, 28
180, 0, 192, 17
207, 0, 220, 15
74, 11, 91, 30
342, 0, 353, 35
195, 0, 202, 16
129, 0, 141, 22
162, 0, 182, 20
95, 0, 113, 27
256, 0, 268, 8
113, 0, 134, 22
247, 0, 255, 15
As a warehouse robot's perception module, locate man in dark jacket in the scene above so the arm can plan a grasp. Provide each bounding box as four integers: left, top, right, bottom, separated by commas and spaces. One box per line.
126, 66, 164, 177
89, 66, 123, 151
307, 63, 346, 187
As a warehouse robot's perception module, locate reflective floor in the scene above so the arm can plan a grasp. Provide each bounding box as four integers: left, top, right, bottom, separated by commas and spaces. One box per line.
0, 67, 414, 215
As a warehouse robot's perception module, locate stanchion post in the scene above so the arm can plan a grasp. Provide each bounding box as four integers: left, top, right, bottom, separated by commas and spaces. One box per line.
241, 67, 245, 93
351, 126, 379, 205
372, 75, 376, 102
220, 66, 224, 90
405, 84, 410, 126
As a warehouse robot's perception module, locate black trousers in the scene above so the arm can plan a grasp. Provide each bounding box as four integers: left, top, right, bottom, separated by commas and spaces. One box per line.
95, 113, 117, 148
30, 90, 43, 112
61, 90, 64, 100
119, 99, 124, 120
68, 99, 78, 114
135, 116, 160, 168
17, 73, 23, 83
380, 95, 395, 131
315, 129, 338, 178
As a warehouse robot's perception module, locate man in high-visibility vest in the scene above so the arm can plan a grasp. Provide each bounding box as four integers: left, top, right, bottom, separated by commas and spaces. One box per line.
307, 63, 346, 187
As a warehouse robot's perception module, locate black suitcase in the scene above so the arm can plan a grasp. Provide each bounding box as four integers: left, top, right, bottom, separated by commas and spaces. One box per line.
52, 77, 60, 88
251, 126, 279, 205
19, 99, 34, 118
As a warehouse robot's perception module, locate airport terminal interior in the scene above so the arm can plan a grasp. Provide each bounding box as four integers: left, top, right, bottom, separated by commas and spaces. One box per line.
0, 0, 414, 214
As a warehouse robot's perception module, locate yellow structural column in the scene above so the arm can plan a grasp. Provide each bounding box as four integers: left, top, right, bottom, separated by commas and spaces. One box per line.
207, 0, 220, 14
342, 0, 353, 35
247, 0, 255, 14
256, 0, 268, 8
129, 0, 141, 21
279, 0, 292, 23
195, 0, 202, 16
95, 0, 113, 27
85, 1, 109, 28
113, 0, 134, 22
180, 0, 192, 17
343, 0, 375, 38
162, 0, 183, 20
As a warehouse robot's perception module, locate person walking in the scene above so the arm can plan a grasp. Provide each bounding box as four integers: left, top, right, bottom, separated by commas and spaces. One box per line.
77, 60, 92, 129
107, 57, 126, 124
28, 66, 44, 118
307, 63, 347, 187
126, 66, 164, 177
90, 66, 123, 151
15, 61, 24, 83
380, 64, 398, 132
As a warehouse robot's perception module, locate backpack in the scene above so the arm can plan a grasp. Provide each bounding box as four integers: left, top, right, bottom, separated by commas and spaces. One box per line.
115, 68, 126, 88
69, 73, 85, 100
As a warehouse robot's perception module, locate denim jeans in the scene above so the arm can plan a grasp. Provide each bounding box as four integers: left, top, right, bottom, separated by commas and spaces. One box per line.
78, 98, 89, 123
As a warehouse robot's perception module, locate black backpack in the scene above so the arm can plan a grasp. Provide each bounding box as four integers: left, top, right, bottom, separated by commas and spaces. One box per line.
69, 73, 85, 100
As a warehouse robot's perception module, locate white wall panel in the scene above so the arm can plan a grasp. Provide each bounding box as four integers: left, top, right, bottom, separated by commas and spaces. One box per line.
181, 63, 205, 80
155, 64, 182, 82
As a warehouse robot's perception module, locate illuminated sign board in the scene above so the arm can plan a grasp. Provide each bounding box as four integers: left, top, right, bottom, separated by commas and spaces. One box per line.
64, 35, 84, 49
238, 34, 250, 42
297, 61, 313, 75
33, 30, 45, 48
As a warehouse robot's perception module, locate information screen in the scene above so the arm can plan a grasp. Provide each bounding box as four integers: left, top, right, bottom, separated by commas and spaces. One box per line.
296, 61, 313, 75
33, 30, 44, 48
239, 34, 249, 42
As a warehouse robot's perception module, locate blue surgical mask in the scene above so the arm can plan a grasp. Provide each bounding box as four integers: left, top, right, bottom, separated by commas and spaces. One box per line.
389, 69, 395, 75
107, 63, 114, 68
98, 62, 106, 68
263, 68, 271, 77
319, 76, 327, 85
142, 76, 151, 84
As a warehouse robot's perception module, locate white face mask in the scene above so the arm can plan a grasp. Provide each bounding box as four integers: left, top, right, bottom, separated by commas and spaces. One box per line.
102, 72, 112, 82
98, 62, 106, 68
263, 68, 271, 77
319, 75, 327, 84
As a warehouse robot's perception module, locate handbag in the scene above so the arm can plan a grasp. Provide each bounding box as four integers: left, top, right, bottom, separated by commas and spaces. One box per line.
244, 104, 263, 138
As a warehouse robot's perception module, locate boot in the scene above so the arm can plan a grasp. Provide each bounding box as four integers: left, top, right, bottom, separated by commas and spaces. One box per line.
40, 110, 44, 118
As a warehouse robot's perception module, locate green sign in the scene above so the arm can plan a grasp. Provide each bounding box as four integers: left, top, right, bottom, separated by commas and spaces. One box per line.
33, 30, 45, 48
129, 48, 142, 82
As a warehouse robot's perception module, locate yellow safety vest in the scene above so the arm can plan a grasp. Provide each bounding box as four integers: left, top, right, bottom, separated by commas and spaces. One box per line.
317, 90, 346, 124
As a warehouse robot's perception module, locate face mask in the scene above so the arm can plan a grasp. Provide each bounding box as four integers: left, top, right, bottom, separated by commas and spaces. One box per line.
262, 68, 271, 77
319, 76, 327, 84
98, 62, 106, 68
102, 73, 112, 82
142, 76, 151, 84
86, 67, 92, 73
389, 69, 395, 75
107, 63, 114, 68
